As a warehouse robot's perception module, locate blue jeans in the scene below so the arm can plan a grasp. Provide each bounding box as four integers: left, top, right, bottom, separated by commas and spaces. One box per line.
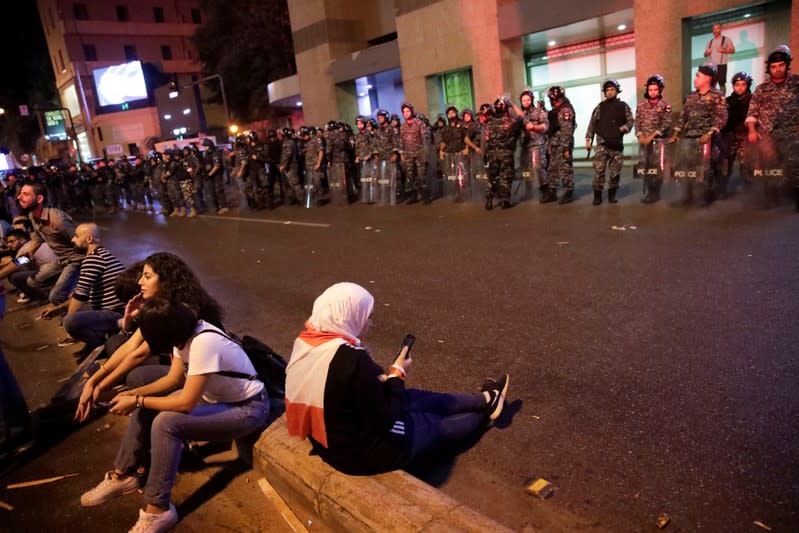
63, 310, 122, 348
26, 261, 80, 304
114, 393, 270, 508
406, 389, 488, 460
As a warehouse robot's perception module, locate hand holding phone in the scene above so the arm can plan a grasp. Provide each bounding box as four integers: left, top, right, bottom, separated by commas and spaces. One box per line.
392, 334, 415, 371
12, 256, 31, 267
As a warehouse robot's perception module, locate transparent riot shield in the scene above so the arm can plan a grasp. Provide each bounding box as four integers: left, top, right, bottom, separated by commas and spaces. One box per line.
443, 153, 470, 202
470, 152, 489, 203
303, 169, 315, 209
516, 145, 545, 201
360, 159, 376, 204
748, 134, 787, 183
328, 162, 349, 205
376, 159, 399, 206
634, 139, 669, 180
670, 138, 709, 183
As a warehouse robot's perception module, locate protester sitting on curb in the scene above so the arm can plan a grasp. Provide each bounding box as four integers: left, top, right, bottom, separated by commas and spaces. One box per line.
285, 282, 510, 475
103, 261, 146, 356
79, 298, 269, 533
16, 183, 83, 304
1, 228, 59, 303
40, 224, 126, 356
75, 252, 224, 422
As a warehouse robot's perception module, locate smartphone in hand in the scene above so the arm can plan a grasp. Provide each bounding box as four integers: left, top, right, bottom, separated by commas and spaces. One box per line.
395, 334, 416, 361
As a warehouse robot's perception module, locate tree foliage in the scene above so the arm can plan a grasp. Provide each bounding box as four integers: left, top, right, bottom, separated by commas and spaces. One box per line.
192, 0, 296, 122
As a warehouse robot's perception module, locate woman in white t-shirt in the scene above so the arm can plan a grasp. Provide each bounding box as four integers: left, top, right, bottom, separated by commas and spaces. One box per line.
79, 298, 269, 533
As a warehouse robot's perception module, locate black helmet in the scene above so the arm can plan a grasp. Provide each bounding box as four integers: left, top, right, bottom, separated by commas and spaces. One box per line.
279, 127, 293, 138
376, 109, 389, 119
460, 108, 474, 120
644, 74, 665, 99
445, 104, 458, 116
326, 120, 337, 131
400, 102, 415, 116
478, 103, 493, 117
247, 131, 259, 142
389, 113, 400, 124
201, 138, 216, 148
235, 133, 248, 145
731, 71, 753, 90
766, 45, 791, 66
698, 63, 718, 80
602, 79, 621, 93
356, 115, 366, 125
298, 126, 310, 137
493, 97, 508, 116
548, 86, 565, 101
366, 118, 377, 129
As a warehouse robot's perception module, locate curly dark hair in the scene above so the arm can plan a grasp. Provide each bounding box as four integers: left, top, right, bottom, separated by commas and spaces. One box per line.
143, 252, 224, 328
114, 260, 145, 302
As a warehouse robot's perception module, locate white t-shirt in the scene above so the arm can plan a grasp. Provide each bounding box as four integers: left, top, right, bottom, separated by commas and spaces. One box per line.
173, 320, 264, 404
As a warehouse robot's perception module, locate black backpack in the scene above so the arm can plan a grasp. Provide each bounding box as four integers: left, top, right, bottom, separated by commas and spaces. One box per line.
194, 329, 287, 399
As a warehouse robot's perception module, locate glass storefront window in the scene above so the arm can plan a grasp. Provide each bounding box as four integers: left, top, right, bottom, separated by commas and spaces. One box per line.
442, 69, 474, 111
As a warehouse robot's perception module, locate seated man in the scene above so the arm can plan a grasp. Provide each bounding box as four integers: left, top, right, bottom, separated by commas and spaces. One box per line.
2, 228, 59, 303
41, 223, 125, 355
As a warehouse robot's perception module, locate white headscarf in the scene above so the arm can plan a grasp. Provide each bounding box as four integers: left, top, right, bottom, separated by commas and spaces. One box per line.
307, 282, 374, 346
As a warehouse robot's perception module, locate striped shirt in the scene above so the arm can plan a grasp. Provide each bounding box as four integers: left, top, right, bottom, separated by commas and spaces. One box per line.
72, 247, 125, 311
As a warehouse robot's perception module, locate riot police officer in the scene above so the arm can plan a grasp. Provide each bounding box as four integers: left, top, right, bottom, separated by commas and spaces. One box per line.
634, 74, 673, 204
278, 128, 304, 205
399, 103, 430, 203
483, 97, 523, 210
547, 86, 577, 204
201, 138, 229, 214
721, 71, 752, 196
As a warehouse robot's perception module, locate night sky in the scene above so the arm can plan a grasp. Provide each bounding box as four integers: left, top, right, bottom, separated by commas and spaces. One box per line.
0, 2, 56, 110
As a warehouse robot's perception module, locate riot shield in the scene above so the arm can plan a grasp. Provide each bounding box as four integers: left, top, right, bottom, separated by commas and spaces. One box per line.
670, 138, 709, 183
634, 139, 669, 180
303, 169, 315, 208
359, 159, 377, 204
470, 153, 489, 203
328, 162, 349, 205
748, 134, 787, 183
443, 153, 470, 202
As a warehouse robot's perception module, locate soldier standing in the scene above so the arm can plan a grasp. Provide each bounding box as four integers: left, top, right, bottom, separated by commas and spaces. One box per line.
721, 71, 752, 196
179, 146, 200, 217
300, 126, 327, 206
586, 80, 634, 205
513, 90, 550, 202
438, 105, 473, 203
148, 151, 171, 215
634, 74, 673, 204
200, 138, 229, 214
399, 103, 430, 204
483, 97, 523, 210
745, 45, 799, 211
668, 63, 728, 207
278, 128, 304, 205
354, 116, 375, 203
547, 86, 577, 204
373, 109, 399, 204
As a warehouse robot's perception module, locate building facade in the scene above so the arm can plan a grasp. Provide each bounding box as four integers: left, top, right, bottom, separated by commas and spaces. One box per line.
276, 0, 798, 157
37, 0, 208, 160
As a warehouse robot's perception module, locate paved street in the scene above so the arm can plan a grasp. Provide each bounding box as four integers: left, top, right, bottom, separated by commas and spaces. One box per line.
2, 172, 799, 532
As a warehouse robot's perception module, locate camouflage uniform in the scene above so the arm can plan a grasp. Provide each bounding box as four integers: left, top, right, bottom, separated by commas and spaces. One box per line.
745, 73, 799, 183
243, 142, 267, 209
304, 134, 326, 204
520, 106, 549, 195
484, 112, 523, 205
180, 152, 200, 213
439, 120, 468, 201
634, 97, 673, 201
151, 158, 172, 214
673, 88, 728, 202
586, 97, 634, 192
164, 157, 185, 214
326, 127, 352, 201
201, 148, 227, 211
374, 122, 399, 204
547, 100, 577, 192
280, 136, 304, 204
399, 119, 429, 201
720, 91, 751, 190
355, 128, 376, 203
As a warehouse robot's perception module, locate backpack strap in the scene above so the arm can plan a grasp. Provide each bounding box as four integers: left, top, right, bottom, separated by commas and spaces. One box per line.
193, 329, 258, 381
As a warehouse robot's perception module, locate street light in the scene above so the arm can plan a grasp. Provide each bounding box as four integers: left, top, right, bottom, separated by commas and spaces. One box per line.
0, 108, 5, 115
184, 74, 231, 129
229, 124, 239, 134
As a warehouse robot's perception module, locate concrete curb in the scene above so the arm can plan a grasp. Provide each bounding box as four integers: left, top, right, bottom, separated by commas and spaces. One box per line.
254, 416, 513, 533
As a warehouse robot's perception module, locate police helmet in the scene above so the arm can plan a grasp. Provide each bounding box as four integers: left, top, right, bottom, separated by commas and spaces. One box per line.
478, 103, 493, 117
493, 97, 508, 116
698, 63, 718, 80
547, 86, 565, 101
326, 120, 338, 131
279, 127, 293, 138
247, 131, 259, 142
731, 71, 753, 90
602, 79, 621, 93
342, 123, 353, 135
445, 104, 458, 116
366, 118, 378, 129
356, 115, 366, 125
767, 45, 791, 66
201, 138, 216, 148
298, 126, 310, 137
389, 114, 401, 125
376, 109, 389, 119
460, 108, 474, 121
235, 133, 248, 145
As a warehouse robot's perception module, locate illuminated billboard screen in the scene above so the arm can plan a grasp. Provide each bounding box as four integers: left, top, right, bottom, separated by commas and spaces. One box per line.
44, 110, 69, 141
92, 61, 149, 107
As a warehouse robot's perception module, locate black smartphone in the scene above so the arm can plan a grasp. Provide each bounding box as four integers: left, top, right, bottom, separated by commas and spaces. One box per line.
12, 256, 31, 266
395, 334, 415, 361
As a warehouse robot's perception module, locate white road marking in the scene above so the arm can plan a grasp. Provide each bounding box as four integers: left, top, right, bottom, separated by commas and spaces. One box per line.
198, 214, 330, 228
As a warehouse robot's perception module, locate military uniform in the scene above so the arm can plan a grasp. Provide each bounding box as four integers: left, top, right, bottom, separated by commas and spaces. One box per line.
201, 147, 227, 212
439, 120, 468, 202
586, 97, 634, 199
483, 110, 522, 208
520, 106, 549, 200
673, 88, 728, 204
399, 119, 429, 202
279, 135, 304, 204
721, 91, 751, 191
634, 97, 673, 202
355, 128, 376, 203
373, 121, 398, 205
547, 100, 577, 197
326, 127, 352, 202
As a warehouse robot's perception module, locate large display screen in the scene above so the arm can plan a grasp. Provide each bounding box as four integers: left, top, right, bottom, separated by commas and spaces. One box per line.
92, 61, 149, 106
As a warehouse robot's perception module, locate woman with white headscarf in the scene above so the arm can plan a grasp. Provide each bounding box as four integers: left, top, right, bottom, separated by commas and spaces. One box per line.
285, 282, 509, 475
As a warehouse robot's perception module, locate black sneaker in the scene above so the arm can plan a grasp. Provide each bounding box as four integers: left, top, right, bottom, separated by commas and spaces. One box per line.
483, 373, 509, 421
58, 336, 79, 347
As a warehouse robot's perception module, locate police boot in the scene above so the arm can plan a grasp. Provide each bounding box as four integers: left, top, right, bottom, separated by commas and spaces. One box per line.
187, 207, 198, 218
540, 186, 557, 204
700, 188, 715, 207
641, 178, 652, 203
484, 194, 494, 210
500, 198, 516, 209
650, 181, 661, 203
608, 187, 618, 204
592, 190, 603, 206
679, 183, 693, 207
558, 189, 574, 204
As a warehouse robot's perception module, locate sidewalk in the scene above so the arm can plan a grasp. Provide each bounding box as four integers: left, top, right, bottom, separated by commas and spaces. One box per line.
0, 297, 292, 533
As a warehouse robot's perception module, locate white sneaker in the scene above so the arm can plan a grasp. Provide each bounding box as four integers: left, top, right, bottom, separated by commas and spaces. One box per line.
80, 471, 142, 507
128, 503, 178, 533
16, 294, 30, 304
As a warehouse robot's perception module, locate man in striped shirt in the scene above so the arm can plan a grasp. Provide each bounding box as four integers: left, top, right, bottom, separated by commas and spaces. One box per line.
41, 223, 125, 354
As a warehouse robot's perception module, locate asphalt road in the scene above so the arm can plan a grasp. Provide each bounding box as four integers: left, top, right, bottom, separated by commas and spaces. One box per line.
3, 173, 799, 532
